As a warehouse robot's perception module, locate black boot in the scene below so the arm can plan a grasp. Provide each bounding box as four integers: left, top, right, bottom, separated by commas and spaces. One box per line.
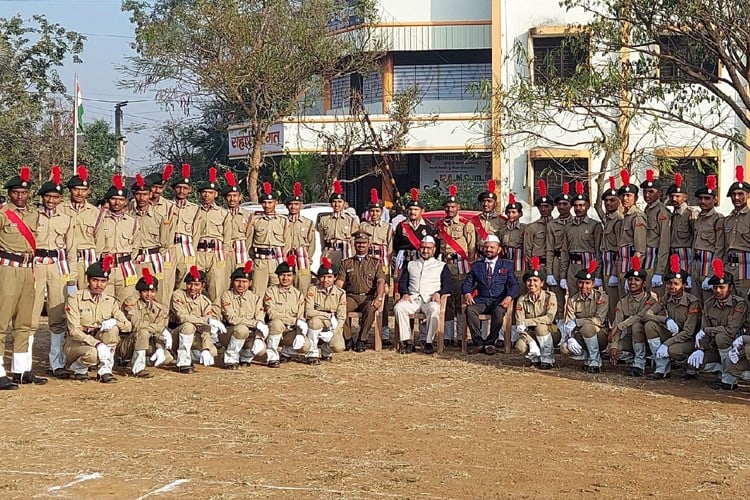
0, 377, 18, 390
320, 343, 333, 361
344, 337, 354, 351
354, 340, 367, 353
13, 372, 48, 385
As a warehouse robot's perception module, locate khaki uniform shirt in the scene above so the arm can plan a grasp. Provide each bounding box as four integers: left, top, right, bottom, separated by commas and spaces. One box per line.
619, 206, 647, 259
723, 206, 750, 253
613, 291, 659, 333
515, 290, 557, 327
600, 211, 623, 278
670, 203, 698, 249
699, 295, 748, 350
360, 220, 393, 247
285, 215, 316, 256
561, 217, 602, 277
247, 213, 287, 250
438, 216, 475, 270
472, 212, 503, 249
317, 212, 359, 246
217, 289, 265, 326
122, 297, 169, 340
35, 208, 77, 277
60, 201, 99, 250
65, 289, 132, 346
264, 285, 304, 326
194, 203, 231, 245
129, 206, 170, 251
170, 289, 217, 326
523, 218, 549, 260
644, 201, 671, 272
546, 217, 571, 279
564, 289, 609, 329
0, 205, 39, 253
169, 200, 199, 237
497, 221, 525, 271
305, 284, 347, 335
643, 292, 701, 346
94, 210, 138, 255
692, 209, 725, 256
226, 208, 250, 241
336, 255, 385, 295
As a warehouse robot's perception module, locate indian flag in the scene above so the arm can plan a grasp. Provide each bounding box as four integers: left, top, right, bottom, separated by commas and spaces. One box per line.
75, 80, 84, 134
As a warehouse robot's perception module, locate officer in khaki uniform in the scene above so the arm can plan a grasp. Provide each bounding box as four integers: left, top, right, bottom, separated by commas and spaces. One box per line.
471, 180, 503, 257
143, 164, 175, 221
640, 170, 671, 290
263, 256, 306, 367
665, 174, 697, 288
193, 168, 231, 301
305, 258, 347, 359
600, 177, 623, 324
523, 180, 553, 281
248, 182, 288, 300
119, 269, 172, 377
284, 182, 316, 293
94, 175, 139, 302
617, 170, 647, 296
335, 231, 386, 352
318, 180, 359, 270
498, 193, 525, 295
722, 165, 750, 298
561, 184, 602, 292
170, 266, 225, 374
32, 168, 77, 380
130, 175, 170, 289
222, 171, 251, 286
162, 164, 199, 297
692, 175, 725, 302
60, 166, 101, 290
514, 258, 558, 369
0, 167, 42, 389
546, 183, 573, 322
437, 185, 475, 346
64, 258, 132, 383
607, 257, 659, 377
359, 190, 393, 340
560, 263, 609, 373
216, 262, 268, 369
643, 256, 700, 379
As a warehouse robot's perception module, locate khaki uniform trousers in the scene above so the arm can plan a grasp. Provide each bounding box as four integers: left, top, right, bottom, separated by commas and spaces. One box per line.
725, 262, 750, 298
32, 261, 68, 334
605, 283, 620, 325
196, 250, 229, 302
0, 266, 35, 355
63, 327, 120, 374
172, 323, 217, 354
117, 329, 175, 364
344, 294, 377, 342
294, 268, 313, 295
561, 324, 607, 367
515, 324, 561, 363
162, 243, 193, 295
251, 258, 278, 300
104, 266, 136, 303
280, 328, 314, 360
728, 336, 750, 379
307, 316, 345, 353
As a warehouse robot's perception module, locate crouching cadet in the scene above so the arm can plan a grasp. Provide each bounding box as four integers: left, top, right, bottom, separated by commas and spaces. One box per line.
560, 262, 609, 373
642, 255, 701, 380
119, 269, 172, 377
728, 335, 750, 383
514, 257, 558, 369
264, 255, 305, 367
217, 261, 267, 369
302, 257, 347, 363
64, 257, 132, 383
170, 266, 225, 373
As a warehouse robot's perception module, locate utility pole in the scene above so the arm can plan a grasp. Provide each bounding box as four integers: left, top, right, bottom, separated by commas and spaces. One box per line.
115, 101, 128, 172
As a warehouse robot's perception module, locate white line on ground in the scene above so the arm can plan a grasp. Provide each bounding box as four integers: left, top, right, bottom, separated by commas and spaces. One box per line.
135, 479, 190, 499
47, 472, 103, 492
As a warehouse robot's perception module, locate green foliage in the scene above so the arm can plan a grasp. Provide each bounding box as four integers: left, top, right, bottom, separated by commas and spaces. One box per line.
78, 120, 119, 203
399, 183, 480, 212
270, 154, 325, 202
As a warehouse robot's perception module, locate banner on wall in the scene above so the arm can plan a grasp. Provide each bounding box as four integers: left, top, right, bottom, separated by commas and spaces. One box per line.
419, 154, 491, 194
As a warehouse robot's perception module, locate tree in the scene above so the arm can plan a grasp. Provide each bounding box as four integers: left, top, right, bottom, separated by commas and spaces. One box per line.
78, 119, 119, 203
121, 0, 381, 202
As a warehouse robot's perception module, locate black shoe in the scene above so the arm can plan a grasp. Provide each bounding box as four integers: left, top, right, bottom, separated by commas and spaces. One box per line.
98, 373, 117, 384
178, 365, 194, 374
584, 365, 601, 374
443, 339, 451, 349
279, 354, 292, 364
382, 339, 393, 348
400, 341, 414, 354
72, 373, 89, 382
307, 357, 321, 365
626, 367, 644, 377
0, 377, 18, 390
13, 372, 48, 385
423, 342, 434, 355
538, 363, 553, 370
354, 341, 367, 353
225, 364, 239, 370
320, 344, 333, 361
647, 372, 671, 380
52, 368, 70, 379
344, 338, 354, 351
268, 360, 280, 368
710, 380, 738, 391
682, 373, 697, 380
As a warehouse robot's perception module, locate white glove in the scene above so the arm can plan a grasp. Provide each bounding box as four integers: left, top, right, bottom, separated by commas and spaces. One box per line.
330, 314, 338, 332
701, 277, 711, 290
566, 338, 583, 356
319, 330, 333, 343
66, 284, 78, 297
292, 334, 306, 350
296, 319, 308, 335
209, 326, 220, 345
559, 279, 568, 290
694, 330, 705, 349
732, 336, 744, 350
665, 318, 679, 336
207, 317, 227, 334
655, 344, 669, 359
728, 347, 740, 364
95, 342, 111, 362
516, 322, 527, 334
527, 341, 541, 358
256, 322, 269, 336
594, 278, 603, 288
546, 275, 557, 287
100, 318, 117, 332
150, 348, 166, 367
200, 350, 214, 367
687, 349, 704, 369
686, 276, 693, 289
607, 275, 618, 286
651, 274, 663, 287
564, 320, 577, 337
161, 329, 173, 350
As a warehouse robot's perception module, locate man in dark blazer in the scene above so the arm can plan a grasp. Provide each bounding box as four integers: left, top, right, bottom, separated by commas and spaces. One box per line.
462, 235, 520, 354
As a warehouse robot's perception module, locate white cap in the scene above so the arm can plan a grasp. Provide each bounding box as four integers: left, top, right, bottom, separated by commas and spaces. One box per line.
420, 235, 436, 245
485, 235, 500, 243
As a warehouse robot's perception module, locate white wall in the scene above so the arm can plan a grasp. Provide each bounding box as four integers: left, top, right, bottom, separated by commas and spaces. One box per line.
378, 0, 490, 23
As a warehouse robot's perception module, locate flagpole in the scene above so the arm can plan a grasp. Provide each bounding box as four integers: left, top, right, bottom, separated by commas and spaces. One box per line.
73, 74, 78, 172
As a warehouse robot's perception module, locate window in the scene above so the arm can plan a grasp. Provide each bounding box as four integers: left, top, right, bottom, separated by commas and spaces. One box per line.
657, 35, 719, 83
657, 156, 718, 206
531, 156, 589, 201
362, 71, 383, 105
330, 71, 382, 110
393, 63, 491, 100
330, 75, 351, 110
531, 34, 589, 84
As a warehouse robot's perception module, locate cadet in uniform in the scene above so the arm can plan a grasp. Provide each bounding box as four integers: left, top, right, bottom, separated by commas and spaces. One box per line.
247, 182, 287, 299
722, 165, 750, 297
170, 266, 225, 374
222, 171, 251, 286
472, 180, 503, 257
95, 175, 139, 301
546, 182, 573, 323
727, 335, 750, 384
0, 167, 42, 389
303, 258, 347, 361
665, 173, 697, 288
692, 175, 724, 302
263, 256, 306, 367
193, 167, 231, 301
436, 185, 475, 346
130, 175, 169, 288
119, 269, 172, 377
640, 169, 671, 290
317, 180, 359, 269
64, 258, 132, 383
335, 231, 386, 352
560, 263, 609, 373
284, 182, 316, 292
163, 164, 198, 295
607, 257, 659, 377
562, 182, 602, 292
393, 188, 438, 276
216, 261, 267, 369
32, 167, 77, 380
60, 165, 100, 290
600, 176, 623, 324
144, 164, 175, 305
498, 193, 525, 294
523, 180, 553, 281
359, 189, 393, 341
643, 255, 700, 379
617, 170, 647, 296
514, 257, 558, 369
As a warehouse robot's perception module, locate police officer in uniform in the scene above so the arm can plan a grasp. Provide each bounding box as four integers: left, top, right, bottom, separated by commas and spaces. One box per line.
472, 180, 503, 257
359, 189, 393, 341
163, 163, 199, 296
666, 173, 697, 289
562, 181, 602, 293
722, 165, 750, 297
335, 231, 386, 352
247, 182, 288, 299
222, 171, 251, 287
317, 180, 359, 270
284, 182, 316, 293
692, 175, 724, 302
263, 256, 306, 367
303, 258, 347, 361
640, 169, 671, 290
514, 257, 558, 369
60, 165, 100, 290
546, 182, 574, 322
600, 176, 623, 324
617, 169, 647, 296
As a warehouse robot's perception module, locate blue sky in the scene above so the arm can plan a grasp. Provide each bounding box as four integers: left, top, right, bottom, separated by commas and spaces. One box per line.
1, 0, 166, 173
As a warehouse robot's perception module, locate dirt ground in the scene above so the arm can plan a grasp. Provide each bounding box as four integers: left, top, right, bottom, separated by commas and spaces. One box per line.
1, 324, 749, 499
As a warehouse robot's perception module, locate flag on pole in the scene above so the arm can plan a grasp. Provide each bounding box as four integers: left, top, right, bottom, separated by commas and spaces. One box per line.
75, 79, 84, 134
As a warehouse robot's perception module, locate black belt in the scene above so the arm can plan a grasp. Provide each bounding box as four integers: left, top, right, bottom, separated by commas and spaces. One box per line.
254, 247, 276, 256
197, 241, 216, 251
0, 250, 33, 265
727, 253, 739, 264
535, 256, 547, 265
326, 241, 345, 250
102, 253, 131, 264
137, 246, 160, 255
35, 249, 60, 258
570, 253, 583, 263
553, 250, 561, 257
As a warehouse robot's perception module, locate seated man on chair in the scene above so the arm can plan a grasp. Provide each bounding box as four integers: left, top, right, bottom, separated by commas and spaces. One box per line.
462, 235, 519, 355
394, 235, 453, 354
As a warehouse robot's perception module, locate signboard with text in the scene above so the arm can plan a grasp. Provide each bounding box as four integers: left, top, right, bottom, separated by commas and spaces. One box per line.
419, 154, 491, 193
228, 123, 284, 159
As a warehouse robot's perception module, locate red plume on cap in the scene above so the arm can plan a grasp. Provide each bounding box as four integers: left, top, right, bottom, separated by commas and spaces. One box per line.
293, 182, 302, 197
142, 267, 154, 286
674, 173, 683, 188
162, 163, 174, 182
487, 179, 496, 193
370, 188, 379, 204
102, 254, 114, 273
51, 165, 61, 185
189, 265, 200, 281
243, 260, 253, 274
410, 188, 419, 202
631, 255, 641, 272
670, 254, 680, 274
208, 167, 217, 184
609, 176, 616, 191
77, 165, 88, 182
575, 180, 584, 195
587, 261, 597, 274
706, 174, 717, 191
322, 256, 332, 270
286, 254, 296, 267
712, 259, 724, 279
135, 174, 145, 188
562, 182, 570, 195
646, 169, 654, 183
508, 192, 516, 205
620, 169, 630, 186
181, 163, 191, 180
333, 180, 343, 195
530, 256, 540, 271
112, 174, 123, 190
225, 171, 237, 187
736, 165, 745, 183
449, 184, 457, 197
537, 179, 547, 198
263, 182, 272, 195
20, 166, 30, 183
